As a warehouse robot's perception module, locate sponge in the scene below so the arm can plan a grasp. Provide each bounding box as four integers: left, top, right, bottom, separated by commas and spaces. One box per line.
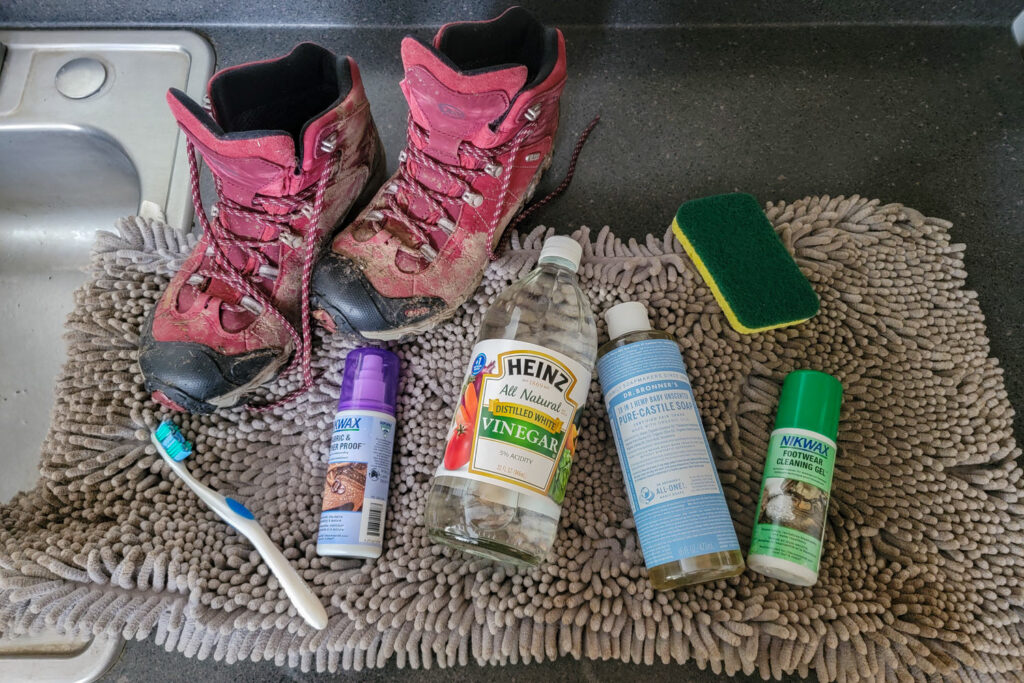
671, 193, 819, 334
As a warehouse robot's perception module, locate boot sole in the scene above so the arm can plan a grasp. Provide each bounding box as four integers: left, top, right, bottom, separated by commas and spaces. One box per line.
342, 152, 555, 342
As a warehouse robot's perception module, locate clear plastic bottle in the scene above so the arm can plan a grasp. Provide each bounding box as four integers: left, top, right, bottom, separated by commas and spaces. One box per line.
424, 236, 597, 566
598, 302, 744, 589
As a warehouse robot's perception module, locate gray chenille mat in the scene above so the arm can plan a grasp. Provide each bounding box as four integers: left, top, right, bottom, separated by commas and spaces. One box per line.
1, 196, 1021, 681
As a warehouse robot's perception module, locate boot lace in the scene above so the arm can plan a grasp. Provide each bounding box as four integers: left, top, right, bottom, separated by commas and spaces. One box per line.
186, 140, 335, 410
369, 113, 599, 262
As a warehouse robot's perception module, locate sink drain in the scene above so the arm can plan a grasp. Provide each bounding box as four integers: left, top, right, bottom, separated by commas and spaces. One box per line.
55, 57, 107, 99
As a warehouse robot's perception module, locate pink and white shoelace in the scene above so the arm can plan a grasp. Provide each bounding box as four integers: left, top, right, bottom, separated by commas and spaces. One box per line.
370, 114, 600, 262
185, 140, 335, 410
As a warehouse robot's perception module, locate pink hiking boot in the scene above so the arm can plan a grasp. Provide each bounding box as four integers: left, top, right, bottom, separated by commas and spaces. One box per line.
140, 43, 385, 413
311, 7, 573, 339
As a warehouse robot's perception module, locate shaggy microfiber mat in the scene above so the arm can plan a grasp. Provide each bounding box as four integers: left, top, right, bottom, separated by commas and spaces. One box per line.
1, 196, 1021, 681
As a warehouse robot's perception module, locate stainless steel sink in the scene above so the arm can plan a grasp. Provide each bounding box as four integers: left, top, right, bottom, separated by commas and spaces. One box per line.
0, 29, 213, 499
0, 29, 214, 682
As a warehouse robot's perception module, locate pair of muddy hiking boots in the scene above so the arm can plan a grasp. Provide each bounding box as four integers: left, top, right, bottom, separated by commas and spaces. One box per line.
140, 8, 580, 413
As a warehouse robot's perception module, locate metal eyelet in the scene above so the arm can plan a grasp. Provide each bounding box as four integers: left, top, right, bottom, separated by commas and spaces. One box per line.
240, 296, 264, 315
484, 162, 503, 177
187, 274, 206, 287
437, 217, 456, 235
300, 205, 314, 219
461, 190, 483, 208
279, 230, 303, 248
397, 150, 407, 164
366, 210, 384, 222
384, 182, 399, 194
419, 243, 438, 261
319, 132, 338, 154
209, 205, 220, 219
258, 264, 279, 280
524, 103, 542, 122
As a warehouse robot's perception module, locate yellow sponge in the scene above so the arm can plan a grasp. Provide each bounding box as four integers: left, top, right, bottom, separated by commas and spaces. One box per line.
671, 193, 819, 334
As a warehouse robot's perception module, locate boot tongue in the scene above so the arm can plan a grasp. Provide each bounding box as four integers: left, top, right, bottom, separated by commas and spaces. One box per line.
400, 37, 527, 164
167, 89, 298, 207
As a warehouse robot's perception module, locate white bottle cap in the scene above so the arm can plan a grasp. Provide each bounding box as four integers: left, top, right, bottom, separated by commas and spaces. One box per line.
748, 554, 818, 587
537, 236, 582, 272
605, 301, 652, 341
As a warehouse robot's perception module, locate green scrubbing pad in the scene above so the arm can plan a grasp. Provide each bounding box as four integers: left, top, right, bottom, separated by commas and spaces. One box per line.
671, 193, 819, 334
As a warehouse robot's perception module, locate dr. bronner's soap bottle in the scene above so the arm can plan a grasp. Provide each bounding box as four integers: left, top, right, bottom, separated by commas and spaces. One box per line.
597, 302, 744, 589
424, 236, 597, 566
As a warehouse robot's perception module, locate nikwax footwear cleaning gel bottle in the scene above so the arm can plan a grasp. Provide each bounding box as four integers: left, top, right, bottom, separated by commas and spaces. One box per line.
597, 302, 744, 589
317, 348, 400, 559
748, 369, 842, 586
424, 236, 597, 566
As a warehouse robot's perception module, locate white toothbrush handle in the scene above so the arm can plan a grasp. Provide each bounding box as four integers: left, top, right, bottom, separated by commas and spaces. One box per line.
161, 454, 328, 630
230, 513, 329, 631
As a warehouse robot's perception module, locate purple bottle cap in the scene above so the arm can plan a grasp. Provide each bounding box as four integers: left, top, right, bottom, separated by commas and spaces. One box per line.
337, 347, 400, 416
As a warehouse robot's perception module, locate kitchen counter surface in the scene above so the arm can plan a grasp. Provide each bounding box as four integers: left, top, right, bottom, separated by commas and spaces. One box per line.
1, 15, 1021, 683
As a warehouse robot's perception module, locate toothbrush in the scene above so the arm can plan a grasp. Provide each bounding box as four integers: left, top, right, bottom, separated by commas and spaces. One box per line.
151, 420, 328, 630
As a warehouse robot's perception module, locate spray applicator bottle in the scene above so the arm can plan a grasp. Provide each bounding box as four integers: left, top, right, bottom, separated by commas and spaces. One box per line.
317, 348, 400, 559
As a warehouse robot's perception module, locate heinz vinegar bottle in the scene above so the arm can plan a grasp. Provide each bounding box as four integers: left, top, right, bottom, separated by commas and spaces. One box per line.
424, 236, 597, 566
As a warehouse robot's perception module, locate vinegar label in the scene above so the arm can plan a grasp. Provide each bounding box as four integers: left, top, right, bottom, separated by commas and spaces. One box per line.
437, 339, 590, 504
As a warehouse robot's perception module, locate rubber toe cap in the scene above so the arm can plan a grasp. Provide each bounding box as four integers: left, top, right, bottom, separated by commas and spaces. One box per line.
139, 340, 282, 414
312, 253, 446, 335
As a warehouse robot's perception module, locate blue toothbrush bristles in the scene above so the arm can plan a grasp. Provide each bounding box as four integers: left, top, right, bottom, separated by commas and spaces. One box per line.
155, 420, 193, 461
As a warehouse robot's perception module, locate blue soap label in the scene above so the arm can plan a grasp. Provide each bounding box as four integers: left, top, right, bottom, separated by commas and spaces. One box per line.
317, 410, 395, 551
597, 338, 740, 569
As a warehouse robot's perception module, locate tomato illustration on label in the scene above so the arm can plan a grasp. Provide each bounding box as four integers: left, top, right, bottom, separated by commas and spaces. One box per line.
442, 360, 493, 470
443, 420, 473, 470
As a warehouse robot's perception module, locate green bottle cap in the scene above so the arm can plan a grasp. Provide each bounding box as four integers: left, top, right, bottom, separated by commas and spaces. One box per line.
773, 369, 843, 442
